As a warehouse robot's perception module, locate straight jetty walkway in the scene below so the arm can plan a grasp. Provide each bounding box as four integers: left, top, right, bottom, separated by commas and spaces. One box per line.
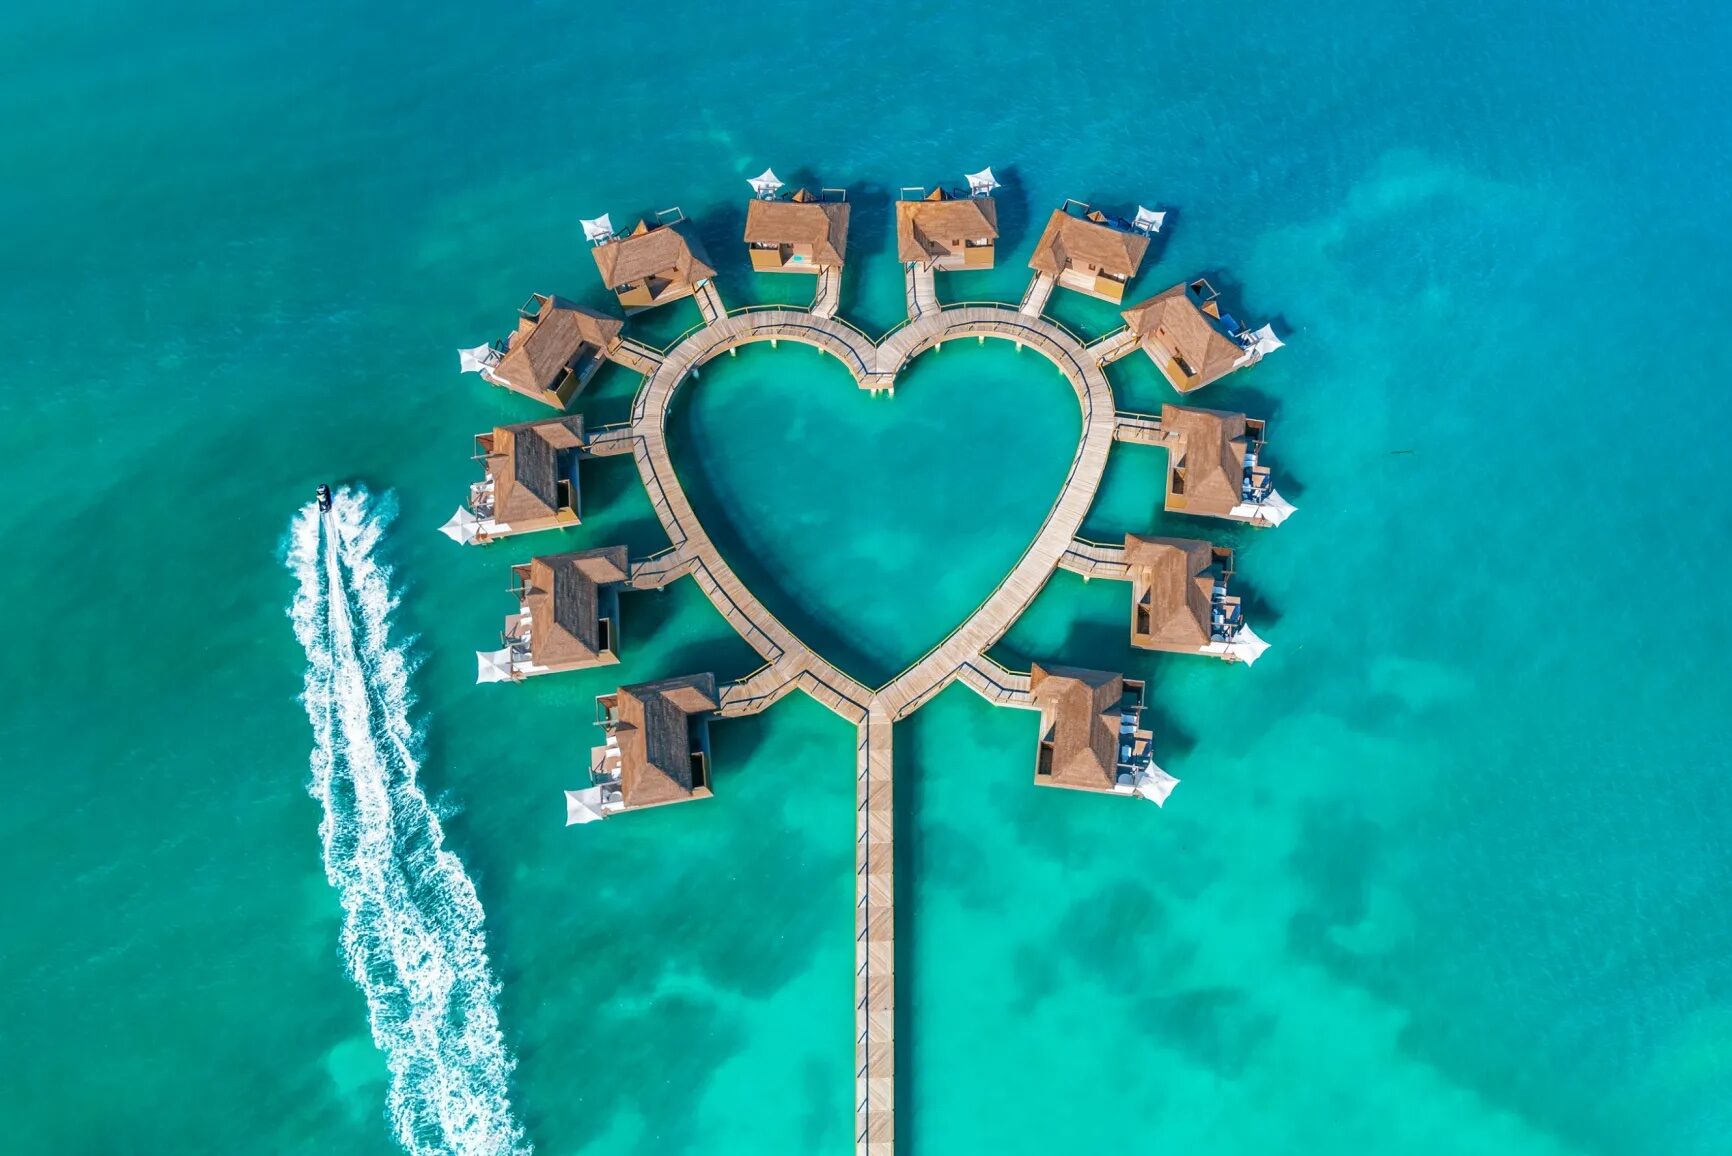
600, 282, 1129, 1156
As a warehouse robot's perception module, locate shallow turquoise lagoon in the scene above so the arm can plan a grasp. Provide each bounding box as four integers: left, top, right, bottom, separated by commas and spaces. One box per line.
671, 340, 1079, 686
4, 0, 1732, 1153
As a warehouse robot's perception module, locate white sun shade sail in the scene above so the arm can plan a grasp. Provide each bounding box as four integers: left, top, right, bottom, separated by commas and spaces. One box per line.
965, 167, 1000, 196
1242, 323, 1284, 358
580, 214, 615, 243
1134, 766, 1179, 806
564, 786, 609, 826
1132, 206, 1167, 233
439, 506, 482, 544
1227, 624, 1271, 666
476, 648, 516, 684
458, 343, 501, 374
747, 168, 783, 198
1255, 489, 1297, 527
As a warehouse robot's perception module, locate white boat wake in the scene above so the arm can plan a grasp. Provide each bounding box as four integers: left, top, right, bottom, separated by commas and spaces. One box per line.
286, 486, 529, 1156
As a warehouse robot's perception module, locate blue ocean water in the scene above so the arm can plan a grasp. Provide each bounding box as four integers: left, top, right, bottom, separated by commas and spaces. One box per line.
3, 1, 1732, 1154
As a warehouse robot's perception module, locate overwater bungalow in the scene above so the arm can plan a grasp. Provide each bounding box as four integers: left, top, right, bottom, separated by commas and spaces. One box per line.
439, 415, 585, 545
1121, 278, 1282, 393
744, 187, 850, 274
895, 185, 998, 271
1027, 203, 1152, 303
476, 547, 630, 684
458, 294, 624, 409
568, 673, 719, 823
1160, 404, 1296, 527
1123, 535, 1268, 664
1029, 663, 1176, 804
589, 212, 717, 313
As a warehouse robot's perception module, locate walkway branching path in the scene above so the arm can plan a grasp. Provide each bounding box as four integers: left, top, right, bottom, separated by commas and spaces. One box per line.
597, 272, 1136, 1155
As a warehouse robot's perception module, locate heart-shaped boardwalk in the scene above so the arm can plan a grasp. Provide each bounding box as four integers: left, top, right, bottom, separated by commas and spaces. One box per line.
580, 267, 1176, 1154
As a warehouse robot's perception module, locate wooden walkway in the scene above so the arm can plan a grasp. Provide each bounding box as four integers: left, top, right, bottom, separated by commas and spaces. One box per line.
1019, 270, 1055, 317
813, 265, 842, 319
1089, 325, 1140, 365
625, 545, 693, 590
583, 423, 636, 458
603, 292, 1127, 1156
1058, 536, 1132, 581
956, 654, 1037, 709
904, 263, 938, 318
1114, 408, 1173, 447
606, 337, 665, 376
856, 705, 894, 1156
695, 280, 725, 326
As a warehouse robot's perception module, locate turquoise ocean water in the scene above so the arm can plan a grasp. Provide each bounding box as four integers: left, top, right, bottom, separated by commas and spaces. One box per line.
4, 1, 1732, 1152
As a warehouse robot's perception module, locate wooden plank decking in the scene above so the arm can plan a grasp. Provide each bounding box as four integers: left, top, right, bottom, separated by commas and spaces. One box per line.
1114, 408, 1172, 447
1089, 325, 1140, 365
904, 263, 938, 318
606, 337, 665, 376
1058, 537, 1132, 581
605, 291, 1131, 1156
1019, 270, 1055, 317
813, 264, 842, 319
856, 705, 894, 1156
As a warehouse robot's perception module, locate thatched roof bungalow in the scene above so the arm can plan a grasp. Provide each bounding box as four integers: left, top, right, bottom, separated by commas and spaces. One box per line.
591, 216, 717, 313
590, 673, 719, 812
497, 547, 630, 679
1122, 278, 1279, 393
895, 187, 997, 271
467, 415, 586, 539
1122, 535, 1246, 656
1028, 207, 1151, 303
481, 294, 624, 409
745, 188, 850, 274
1029, 663, 1154, 795
1159, 404, 1275, 525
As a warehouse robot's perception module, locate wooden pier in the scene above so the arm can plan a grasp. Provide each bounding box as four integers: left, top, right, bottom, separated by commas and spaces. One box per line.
589, 258, 1137, 1156
1088, 324, 1140, 365
1058, 536, 1133, 581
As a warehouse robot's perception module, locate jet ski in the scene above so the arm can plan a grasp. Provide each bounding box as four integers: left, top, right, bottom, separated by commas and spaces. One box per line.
316, 483, 333, 512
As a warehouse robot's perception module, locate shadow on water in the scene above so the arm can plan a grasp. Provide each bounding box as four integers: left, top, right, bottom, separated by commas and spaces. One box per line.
993, 163, 1035, 253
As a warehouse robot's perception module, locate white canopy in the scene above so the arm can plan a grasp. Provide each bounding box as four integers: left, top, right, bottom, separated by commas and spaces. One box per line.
439, 506, 483, 545
1241, 323, 1284, 358
1228, 488, 1297, 528
1227, 623, 1270, 666
457, 343, 501, 374
476, 648, 515, 684
965, 167, 1000, 196
1132, 205, 1167, 233
564, 786, 609, 826
581, 213, 615, 243
1133, 766, 1180, 806
747, 168, 782, 199
1255, 489, 1297, 527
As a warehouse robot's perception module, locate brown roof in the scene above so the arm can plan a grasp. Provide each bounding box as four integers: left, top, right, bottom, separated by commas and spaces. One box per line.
1162, 404, 1252, 518
1123, 284, 1245, 383
487, 415, 584, 525
895, 189, 998, 263
744, 196, 850, 265
613, 673, 718, 807
491, 295, 623, 396
1124, 535, 1215, 649
1030, 663, 1125, 791
523, 547, 629, 667
591, 219, 717, 290
1028, 210, 1150, 278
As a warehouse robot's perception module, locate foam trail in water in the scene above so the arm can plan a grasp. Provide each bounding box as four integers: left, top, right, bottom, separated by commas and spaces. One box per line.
286, 486, 529, 1156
